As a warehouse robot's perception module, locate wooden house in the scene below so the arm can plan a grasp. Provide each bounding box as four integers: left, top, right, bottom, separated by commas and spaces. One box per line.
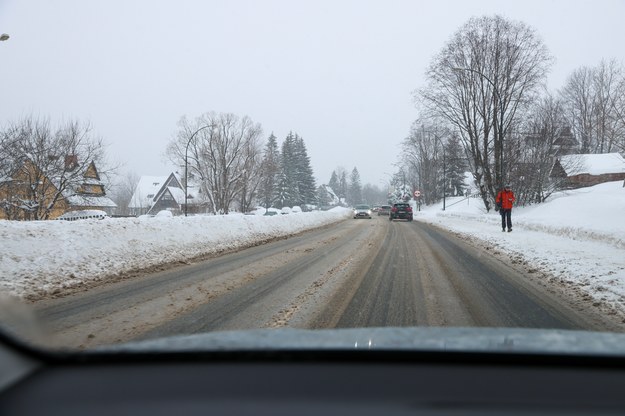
550, 153, 625, 189
0, 156, 115, 220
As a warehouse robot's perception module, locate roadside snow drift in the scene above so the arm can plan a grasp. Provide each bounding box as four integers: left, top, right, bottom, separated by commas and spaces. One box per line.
0, 208, 351, 299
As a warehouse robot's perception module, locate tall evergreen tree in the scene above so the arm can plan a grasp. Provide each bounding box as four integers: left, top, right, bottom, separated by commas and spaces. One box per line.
293, 134, 317, 205
348, 167, 363, 205
444, 134, 468, 197
338, 170, 348, 202
280, 132, 299, 206
328, 170, 339, 195
274, 169, 291, 208
259, 133, 281, 209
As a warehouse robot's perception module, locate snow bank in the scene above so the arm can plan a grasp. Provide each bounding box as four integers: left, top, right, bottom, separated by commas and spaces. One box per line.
0, 208, 352, 299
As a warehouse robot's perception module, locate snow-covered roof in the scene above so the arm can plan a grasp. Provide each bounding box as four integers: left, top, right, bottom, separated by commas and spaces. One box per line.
67, 194, 117, 208
129, 175, 170, 209
168, 186, 186, 204
557, 153, 625, 176
322, 185, 340, 205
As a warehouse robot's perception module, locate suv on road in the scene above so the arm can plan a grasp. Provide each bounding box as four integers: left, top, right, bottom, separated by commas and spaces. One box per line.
389, 203, 413, 221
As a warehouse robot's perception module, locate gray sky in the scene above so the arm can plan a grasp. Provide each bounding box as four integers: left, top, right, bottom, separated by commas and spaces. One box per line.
1, 0, 624, 187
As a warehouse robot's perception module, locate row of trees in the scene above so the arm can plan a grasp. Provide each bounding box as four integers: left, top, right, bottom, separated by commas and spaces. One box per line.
402, 15, 625, 210
259, 131, 317, 209
0, 117, 110, 220
0, 111, 320, 219
166, 112, 317, 214
318, 166, 387, 207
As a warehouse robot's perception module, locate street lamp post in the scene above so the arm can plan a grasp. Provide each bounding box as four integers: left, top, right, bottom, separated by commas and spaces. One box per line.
184, 125, 211, 217
452, 67, 505, 189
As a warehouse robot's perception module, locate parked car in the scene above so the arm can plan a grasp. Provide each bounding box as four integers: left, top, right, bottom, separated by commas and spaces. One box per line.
57, 210, 109, 221
353, 204, 372, 219
389, 203, 413, 221
377, 205, 392, 216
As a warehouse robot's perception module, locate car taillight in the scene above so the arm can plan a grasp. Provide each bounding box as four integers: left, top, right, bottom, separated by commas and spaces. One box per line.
406, 206, 412, 212
391, 207, 397, 212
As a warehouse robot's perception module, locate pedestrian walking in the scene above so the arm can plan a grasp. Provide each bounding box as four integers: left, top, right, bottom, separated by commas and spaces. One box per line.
496, 185, 515, 232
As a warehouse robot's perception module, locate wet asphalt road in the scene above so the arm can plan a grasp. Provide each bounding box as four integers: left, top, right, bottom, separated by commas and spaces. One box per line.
34, 216, 615, 348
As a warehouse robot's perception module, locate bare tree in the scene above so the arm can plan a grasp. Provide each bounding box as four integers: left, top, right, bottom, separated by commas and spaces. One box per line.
511, 94, 569, 204
560, 59, 625, 154
167, 112, 263, 214
419, 15, 553, 210
0, 117, 110, 220
109, 170, 140, 216
402, 121, 444, 205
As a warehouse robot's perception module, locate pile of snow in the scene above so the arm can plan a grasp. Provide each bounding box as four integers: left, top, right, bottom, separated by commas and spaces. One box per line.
0, 208, 352, 300
417, 180, 625, 314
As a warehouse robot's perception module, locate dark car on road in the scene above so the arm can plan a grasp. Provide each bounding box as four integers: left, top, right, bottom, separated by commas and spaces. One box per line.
377, 205, 392, 216
389, 203, 413, 221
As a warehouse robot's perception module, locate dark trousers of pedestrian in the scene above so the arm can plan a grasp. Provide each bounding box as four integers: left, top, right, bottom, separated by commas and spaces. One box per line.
500, 209, 512, 231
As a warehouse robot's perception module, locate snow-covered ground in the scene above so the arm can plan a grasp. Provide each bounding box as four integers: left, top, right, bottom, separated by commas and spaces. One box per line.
1, 181, 624, 321
0, 208, 352, 300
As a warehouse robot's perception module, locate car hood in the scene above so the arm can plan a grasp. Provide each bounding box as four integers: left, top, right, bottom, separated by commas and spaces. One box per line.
103, 327, 625, 356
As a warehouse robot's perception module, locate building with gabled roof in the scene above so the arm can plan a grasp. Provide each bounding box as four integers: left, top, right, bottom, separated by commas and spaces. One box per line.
0, 156, 115, 220
64, 160, 116, 213
129, 174, 178, 216
550, 153, 625, 189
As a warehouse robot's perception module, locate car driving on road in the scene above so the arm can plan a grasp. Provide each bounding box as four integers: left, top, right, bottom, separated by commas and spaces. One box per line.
377, 205, 391, 216
353, 204, 372, 219
389, 203, 413, 221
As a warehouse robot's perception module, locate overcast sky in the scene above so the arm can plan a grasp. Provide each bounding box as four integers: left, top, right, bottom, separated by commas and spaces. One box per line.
1, 0, 624, 187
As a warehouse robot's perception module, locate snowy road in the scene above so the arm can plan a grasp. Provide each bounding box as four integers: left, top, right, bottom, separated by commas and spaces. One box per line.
34, 218, 385, 348
314, 221, 617, 330
32, 217, 621, 349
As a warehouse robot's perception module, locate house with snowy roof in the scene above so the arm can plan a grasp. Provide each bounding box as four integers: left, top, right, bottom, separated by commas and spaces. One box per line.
0, 155, 116, 220
550, 153, 625, 189
128, 173, 208, 216
63, 159, 117, 214
129, 174, 179, 216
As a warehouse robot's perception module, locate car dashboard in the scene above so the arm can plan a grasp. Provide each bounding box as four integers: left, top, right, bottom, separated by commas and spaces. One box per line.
2, 332, 625, 415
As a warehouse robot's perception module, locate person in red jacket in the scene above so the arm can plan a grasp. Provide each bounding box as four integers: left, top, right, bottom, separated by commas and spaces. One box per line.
496, 185, 515, 232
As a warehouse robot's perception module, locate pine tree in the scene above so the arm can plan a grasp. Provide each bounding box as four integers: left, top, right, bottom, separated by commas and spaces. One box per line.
280, 132, 299, 207
293, 134, 317, 205
338, 170, 348, 202
328, 171, 339, 195
444, 135, 468, 196
275, 169, 291, 208
348, 167, 362, 205
259, 133, 281, 209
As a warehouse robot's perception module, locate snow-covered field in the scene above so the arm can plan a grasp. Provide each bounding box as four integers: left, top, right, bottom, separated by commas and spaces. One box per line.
1, 181, 624, 321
